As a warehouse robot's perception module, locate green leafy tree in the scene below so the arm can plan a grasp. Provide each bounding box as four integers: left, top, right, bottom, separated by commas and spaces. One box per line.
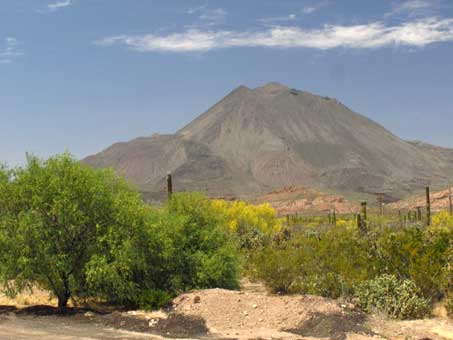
84, 192, 240, 308
0, 153, 148, 308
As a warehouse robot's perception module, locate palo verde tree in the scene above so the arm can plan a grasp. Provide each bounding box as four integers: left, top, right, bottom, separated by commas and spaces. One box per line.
0, 153, 148, 308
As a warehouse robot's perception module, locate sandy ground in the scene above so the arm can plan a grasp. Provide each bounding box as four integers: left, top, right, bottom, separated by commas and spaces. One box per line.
0, 282, 452, 340
0, 313, 165, 340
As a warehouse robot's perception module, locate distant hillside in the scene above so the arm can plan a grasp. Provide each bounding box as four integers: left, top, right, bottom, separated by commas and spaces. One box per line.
84, 82, 453, 201
255, 186, 360, 216
389, 186, 453, 212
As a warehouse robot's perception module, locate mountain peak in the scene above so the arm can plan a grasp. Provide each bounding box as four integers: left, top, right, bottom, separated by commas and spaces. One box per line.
255, 82, 289, 95
84, 83, 453, 201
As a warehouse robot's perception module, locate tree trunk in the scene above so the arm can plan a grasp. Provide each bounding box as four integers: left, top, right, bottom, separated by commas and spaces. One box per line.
58, 294, 69, 309
57, 275, 71, 309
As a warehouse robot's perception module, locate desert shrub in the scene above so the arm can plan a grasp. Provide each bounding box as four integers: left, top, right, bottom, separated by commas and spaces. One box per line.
85, 193, 241, 306
159, 193, 241, 292
355, 274, 430, 319
0, 153, 150, 308
212, 199, 282, 249
373, 225, 452, 299
137, 289, 172, 310
249, 223, 373, 297
248, 243, 300, 293
248, 214, 452, 315
442, 242, 453, 316
0, 155, 242, 309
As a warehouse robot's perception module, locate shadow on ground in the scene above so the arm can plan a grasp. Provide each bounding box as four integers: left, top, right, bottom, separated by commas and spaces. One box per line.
283, 309, 377, 340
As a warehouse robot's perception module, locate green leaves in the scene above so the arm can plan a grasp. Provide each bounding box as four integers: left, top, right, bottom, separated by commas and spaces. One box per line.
0, 153, 147, 307
0, 157, 241, 309
356, 274, 430, 319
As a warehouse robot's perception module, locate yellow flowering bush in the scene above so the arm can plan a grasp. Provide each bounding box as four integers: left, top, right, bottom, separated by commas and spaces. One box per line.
431, 211, 453, 231
212, 199, 282, 236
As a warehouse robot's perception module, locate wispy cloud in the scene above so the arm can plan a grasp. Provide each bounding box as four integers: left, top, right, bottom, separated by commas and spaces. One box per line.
0, 37, 23, 64
259, 13, 297, 24
187, 5, 227, 25
386, 0, 444, 18
95, 17, 453, 53
47, 0, 73, 12
260, 1, 330, 24
303, 0, 331, 14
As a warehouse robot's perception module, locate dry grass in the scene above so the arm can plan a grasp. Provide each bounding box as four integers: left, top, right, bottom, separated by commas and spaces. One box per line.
0, 285, 57, 308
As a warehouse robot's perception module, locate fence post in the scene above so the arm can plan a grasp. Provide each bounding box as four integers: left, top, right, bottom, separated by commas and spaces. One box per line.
378, 194, 384, 215
361, 202, 367, 227
333, 210, 337, 227
426, 186, 431, 226
449, 180, 452, 216
416, 206, 422, 221
167, 173, 173, 200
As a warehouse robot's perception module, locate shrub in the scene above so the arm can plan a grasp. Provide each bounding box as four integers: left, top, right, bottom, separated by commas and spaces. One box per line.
211, 199, 282, 249
249, 224, 373, 298
86, 193, 241, 306
248, 244, 300, 293
160, 193, 241, 292
0, 156, 242, 310
374, 226, 452, 299
355, 274, 430, 319
0, 153, 149, 308
442, 243, 453, 317
137, 289, 172, 310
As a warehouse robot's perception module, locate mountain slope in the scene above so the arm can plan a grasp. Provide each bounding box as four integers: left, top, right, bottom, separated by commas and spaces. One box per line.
84, 82, 453, 201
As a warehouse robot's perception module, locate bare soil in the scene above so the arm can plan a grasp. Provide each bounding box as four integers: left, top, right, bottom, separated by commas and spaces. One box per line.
255, 186, 360, 215
1, 283, 452, 340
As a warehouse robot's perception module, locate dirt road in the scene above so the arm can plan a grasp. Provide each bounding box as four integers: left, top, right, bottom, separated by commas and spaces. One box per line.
0, 313, 165, 340
1, 284, 452, 340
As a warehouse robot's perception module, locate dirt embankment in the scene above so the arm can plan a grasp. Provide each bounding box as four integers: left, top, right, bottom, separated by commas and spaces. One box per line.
389, 187, 453, 212
256, 186, 360, 215
1, 284, 452, 340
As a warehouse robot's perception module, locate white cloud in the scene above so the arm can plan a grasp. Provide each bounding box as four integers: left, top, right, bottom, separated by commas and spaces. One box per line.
48, 0, 73, 12
95, 17, 453, 53
259, 13, 298, 24
0, 37, 23, 64
302, 1, 331, 14
387, 0, 443, 17
187, 5, 227, 25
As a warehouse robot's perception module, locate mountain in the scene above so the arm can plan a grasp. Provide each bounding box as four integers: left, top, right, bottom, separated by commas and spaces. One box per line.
84, 82, 453, 201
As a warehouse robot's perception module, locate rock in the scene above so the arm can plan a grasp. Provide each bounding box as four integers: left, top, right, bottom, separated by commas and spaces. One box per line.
252, 304, 258, 309
193, 296, 201, 304
148, 319, 158, 327
84, 311, 94, 318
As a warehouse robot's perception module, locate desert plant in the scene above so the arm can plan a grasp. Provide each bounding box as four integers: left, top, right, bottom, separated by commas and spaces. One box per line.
0, 153, 149, 308
355, 274, 430, 319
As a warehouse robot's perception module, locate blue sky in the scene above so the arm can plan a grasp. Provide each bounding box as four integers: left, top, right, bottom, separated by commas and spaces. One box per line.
1, 0, 453, 165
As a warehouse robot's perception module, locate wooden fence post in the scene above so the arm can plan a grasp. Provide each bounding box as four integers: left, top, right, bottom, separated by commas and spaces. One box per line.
361, 202, 367, 228
357, 214, 362, 231
167, 173, 173, 200
449, 180, 452, 216
416, 206, 422, 221
378, 194, 384, 215
426, 186, 431, 226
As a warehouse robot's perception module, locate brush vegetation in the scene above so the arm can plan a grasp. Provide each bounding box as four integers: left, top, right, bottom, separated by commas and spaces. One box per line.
0, 153, 452, 318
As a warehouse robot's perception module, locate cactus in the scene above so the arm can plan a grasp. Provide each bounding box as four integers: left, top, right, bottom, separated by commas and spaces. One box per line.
426, 186, 431, 226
